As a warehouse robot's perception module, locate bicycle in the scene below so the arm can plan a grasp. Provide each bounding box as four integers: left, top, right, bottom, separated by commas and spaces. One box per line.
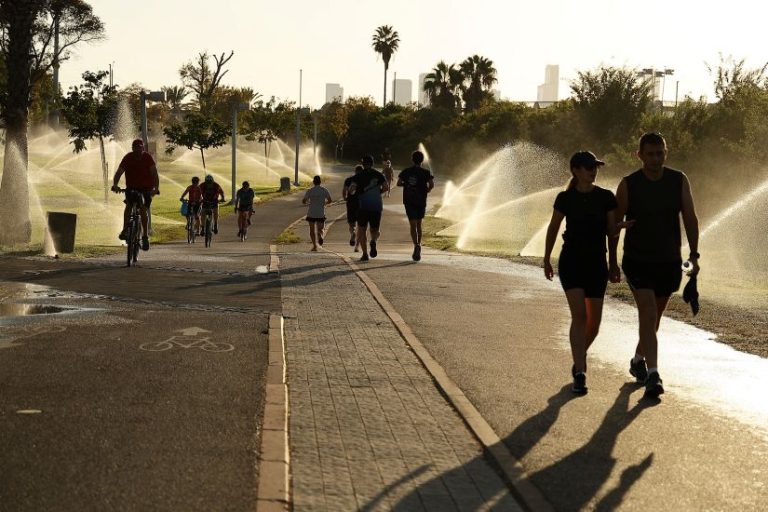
182, 200, 198, 244
115, 188, 143, 267
201, 200, 222, 248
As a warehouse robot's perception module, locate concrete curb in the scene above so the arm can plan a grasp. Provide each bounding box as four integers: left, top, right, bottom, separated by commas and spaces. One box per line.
255, 301, 290, 509
268, 244, 279, 274
322, 229, 554, 512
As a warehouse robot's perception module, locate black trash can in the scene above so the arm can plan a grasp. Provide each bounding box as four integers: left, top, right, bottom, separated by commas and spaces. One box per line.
280, 177, 291, 192
46, 212, 77, 253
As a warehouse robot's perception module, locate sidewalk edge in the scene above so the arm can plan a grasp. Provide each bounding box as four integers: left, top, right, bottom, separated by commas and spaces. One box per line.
256, 306, 290, 511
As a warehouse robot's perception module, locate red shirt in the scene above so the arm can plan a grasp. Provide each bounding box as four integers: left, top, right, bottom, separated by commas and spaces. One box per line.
184, 185, 202, 203
119, 151, 156, 190
200, 182, 223, 203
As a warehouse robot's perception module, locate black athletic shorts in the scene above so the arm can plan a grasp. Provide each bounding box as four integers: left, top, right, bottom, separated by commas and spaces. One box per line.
346, 202, 359, 225
558, 252, 609, 298
622, 257, 683, 297
237, 205, 253, 212
125, 189, 152, 208
187, 202, 201, 215
306, 216, 326, 222
357, 209, 382, 230
404, 203, 426, 220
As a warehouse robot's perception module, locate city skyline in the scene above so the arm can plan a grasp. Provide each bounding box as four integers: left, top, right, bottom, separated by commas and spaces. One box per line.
58, 0, 767, 108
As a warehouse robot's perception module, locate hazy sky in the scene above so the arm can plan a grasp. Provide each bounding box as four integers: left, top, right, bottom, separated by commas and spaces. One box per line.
59, 0, 768, 108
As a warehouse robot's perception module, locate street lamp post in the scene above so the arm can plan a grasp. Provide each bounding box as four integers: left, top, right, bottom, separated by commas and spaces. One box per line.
294, 69, 302, 186
231, 102, 250, 203
140, 89, 166, 150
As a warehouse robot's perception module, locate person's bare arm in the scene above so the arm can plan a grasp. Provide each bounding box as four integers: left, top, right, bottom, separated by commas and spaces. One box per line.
180, 187, 188, 201
112, 165, 125, 190
681, 174, 700, 275
342, 184, 349, 200
543, 209, 564, 280
427, 177, 435, 193
609, 179, 628, 259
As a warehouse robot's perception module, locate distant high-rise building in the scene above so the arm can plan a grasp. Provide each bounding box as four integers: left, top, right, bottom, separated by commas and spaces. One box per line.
536, 65, 559, 103
418, 73, 429, 106
325, 83, 344, 103
392, 78, 412, 106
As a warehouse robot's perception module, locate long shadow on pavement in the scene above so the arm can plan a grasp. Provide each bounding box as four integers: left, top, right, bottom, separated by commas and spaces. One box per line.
374, 383, 657, 511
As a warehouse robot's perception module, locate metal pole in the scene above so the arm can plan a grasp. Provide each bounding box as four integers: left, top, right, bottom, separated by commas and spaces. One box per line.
313, 113, 317, 158
140, 91, 149, 149
675, 81, 680, 107
51, 13, 60, 127
294, 69, 302, 186
231, 106, 237, 203
109, 63, 113, 89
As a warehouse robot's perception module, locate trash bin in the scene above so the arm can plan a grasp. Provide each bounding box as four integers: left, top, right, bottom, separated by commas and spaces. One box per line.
46, 212, 77, 253
280, 177, 291, 192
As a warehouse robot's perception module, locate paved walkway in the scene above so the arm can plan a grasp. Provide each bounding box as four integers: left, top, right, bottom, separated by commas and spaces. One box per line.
280, 250, 523, 511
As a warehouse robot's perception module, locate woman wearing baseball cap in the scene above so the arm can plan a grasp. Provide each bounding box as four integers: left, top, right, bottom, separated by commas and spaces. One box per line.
542, 151, 632, 394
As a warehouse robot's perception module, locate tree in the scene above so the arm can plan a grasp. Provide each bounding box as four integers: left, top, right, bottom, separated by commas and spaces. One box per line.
371, 25, 399, 106
318, 100, 348, 160
423, 61, 463, 111
162, 85, 188, 121
460, 55, 498, 112
60, 70, 119, 204
0, 0, 104, 245
163, 111, 229, 169
242, 97, 294, 171
570, 66, 653, 155
179, 50, 234, 115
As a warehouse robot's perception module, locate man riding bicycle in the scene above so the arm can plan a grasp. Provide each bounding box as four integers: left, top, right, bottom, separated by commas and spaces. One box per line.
112, 138, 159, 251
235, 181, 255, 238
199, 175, 225, 235
180, 176, 203, 235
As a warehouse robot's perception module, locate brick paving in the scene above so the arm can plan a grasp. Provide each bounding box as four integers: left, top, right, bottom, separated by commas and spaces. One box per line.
280, 252, 523, 511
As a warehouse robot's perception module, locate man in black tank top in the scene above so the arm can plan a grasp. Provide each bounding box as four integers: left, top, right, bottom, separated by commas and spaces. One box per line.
611, 133, 700, 399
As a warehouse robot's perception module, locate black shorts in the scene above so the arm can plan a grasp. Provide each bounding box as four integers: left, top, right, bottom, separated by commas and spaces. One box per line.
187, 202, 201, 215
306, 216, 326, 223
125, 189, 152, 208
404, 204, 426, 220
558, 253, 609, 298
346, 203, 359, 225
237, 205, 253, 213
357, 210, 382, 231
622, 257, 683, 297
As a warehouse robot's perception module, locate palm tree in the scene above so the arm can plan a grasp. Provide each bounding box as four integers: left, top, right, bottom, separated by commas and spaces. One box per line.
371, 25, 400, 106
423, 61, 463, 110
460, 55, 498, 111
162, 85, 189, 121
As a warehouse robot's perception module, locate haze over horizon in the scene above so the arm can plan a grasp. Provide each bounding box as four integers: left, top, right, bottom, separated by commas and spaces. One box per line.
59, 0, 768, 107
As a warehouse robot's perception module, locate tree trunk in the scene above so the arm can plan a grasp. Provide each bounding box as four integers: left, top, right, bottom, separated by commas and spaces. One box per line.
99, 135, 108, 205
383, 64, 388, 106
200, 147, 206, 169
0, 2, 42, 245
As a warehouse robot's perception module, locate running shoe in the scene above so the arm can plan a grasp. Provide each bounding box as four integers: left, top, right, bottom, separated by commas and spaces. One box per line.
370, 240, 377, 258
629, 358, 648, 383
413, 244, 421, 261
247, 218, 252, 226
318, 234, 324, 246
118, 228, 128, 241
360, 254, 369, 262
213, 225, 218, 235
237, 230, 242, 237
141, 236, 150, 251
572, 372, 587, 395
644, 372, 664, 398
349, 234, 356, 246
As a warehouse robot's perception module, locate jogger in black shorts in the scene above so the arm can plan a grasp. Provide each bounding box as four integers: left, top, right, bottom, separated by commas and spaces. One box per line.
612, 133, 700, 398
349, 155, 388, 262
397, 150, 435, 261
343, 165, 363, 252
544, 151, 629, 394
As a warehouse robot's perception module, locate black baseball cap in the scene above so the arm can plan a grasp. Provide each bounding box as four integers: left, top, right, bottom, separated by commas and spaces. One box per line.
570, 151, 605, 169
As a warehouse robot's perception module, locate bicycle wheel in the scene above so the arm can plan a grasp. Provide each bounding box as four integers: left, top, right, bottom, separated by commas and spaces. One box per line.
126, 221, 136, 267
204, 216, 212, 247
187, 216, 193, 244
132, 226, 140, 263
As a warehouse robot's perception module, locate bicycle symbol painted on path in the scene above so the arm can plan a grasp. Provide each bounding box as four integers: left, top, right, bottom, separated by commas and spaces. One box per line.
139, 327, 234, 352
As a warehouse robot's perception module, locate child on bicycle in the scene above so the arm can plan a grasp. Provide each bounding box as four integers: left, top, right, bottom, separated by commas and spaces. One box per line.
180, 176, 203, 235
235, 181, 255, 239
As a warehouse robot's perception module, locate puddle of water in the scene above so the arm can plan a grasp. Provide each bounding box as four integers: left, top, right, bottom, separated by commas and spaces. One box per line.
0, 303, 70, 317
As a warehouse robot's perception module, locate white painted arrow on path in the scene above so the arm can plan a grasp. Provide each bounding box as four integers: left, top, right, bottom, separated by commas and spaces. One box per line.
176, 327, 211, 336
